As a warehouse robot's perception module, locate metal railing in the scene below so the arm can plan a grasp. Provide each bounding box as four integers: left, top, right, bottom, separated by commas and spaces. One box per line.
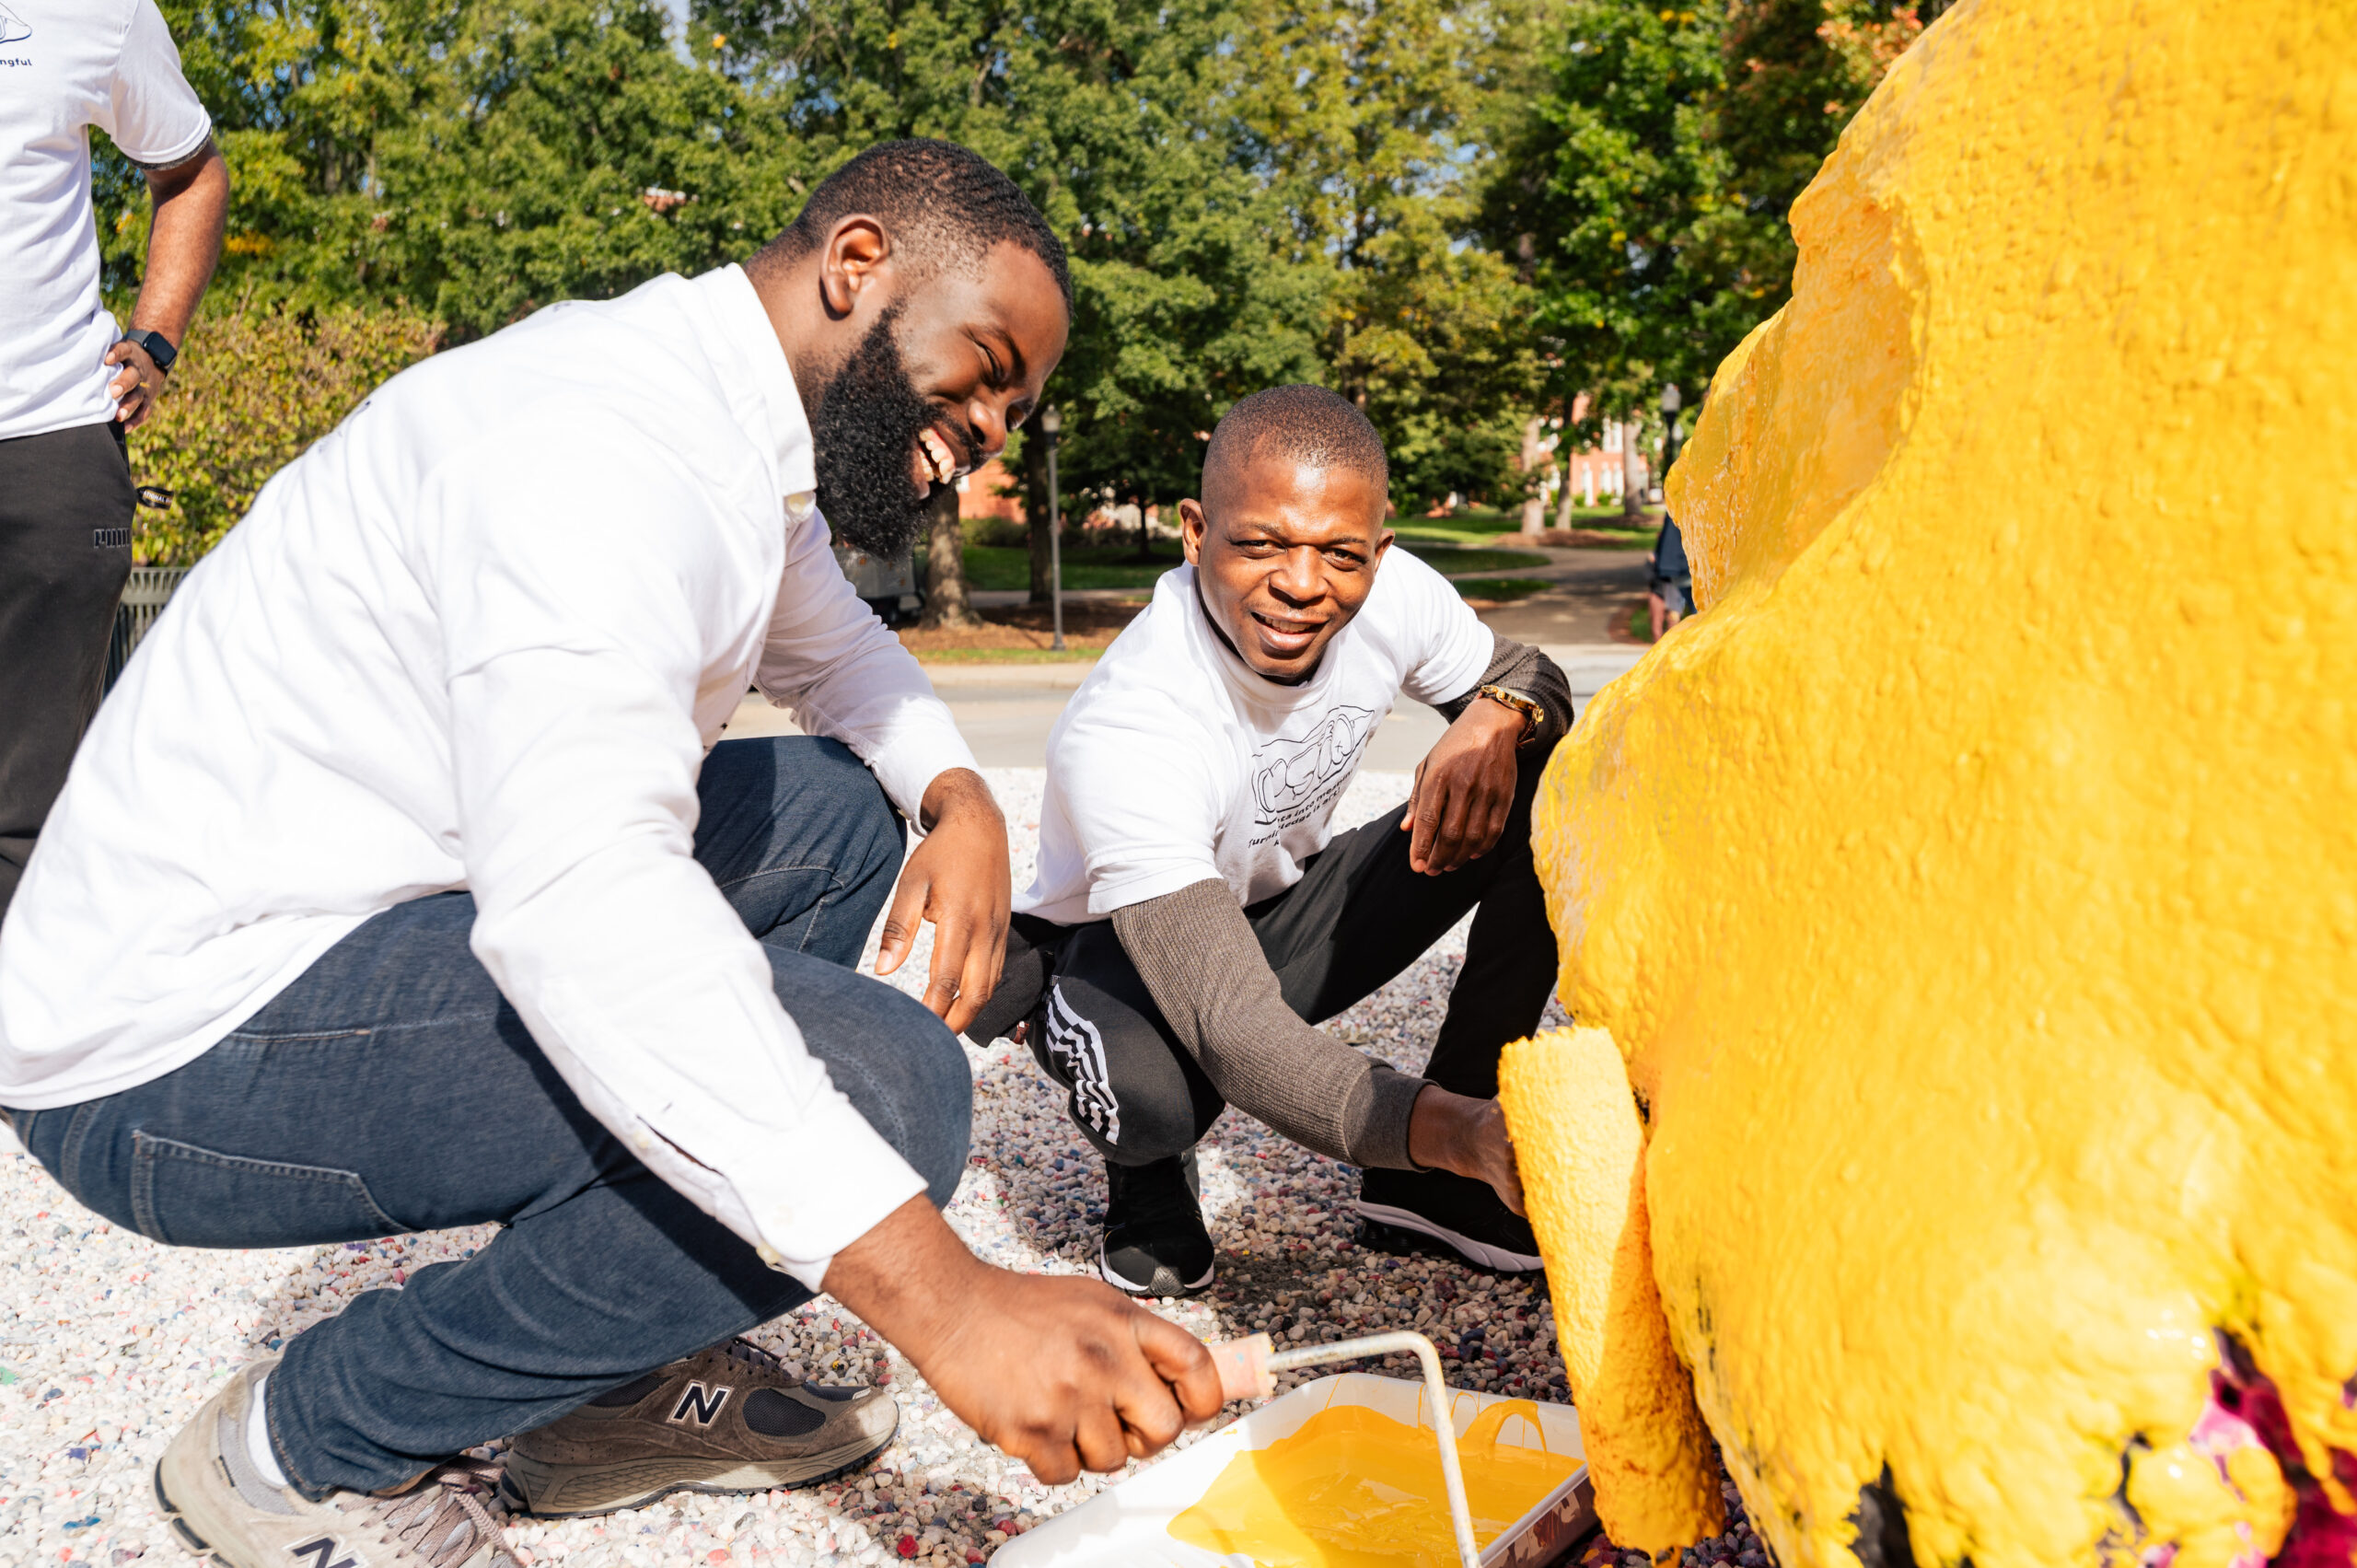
105, 565, 191, 693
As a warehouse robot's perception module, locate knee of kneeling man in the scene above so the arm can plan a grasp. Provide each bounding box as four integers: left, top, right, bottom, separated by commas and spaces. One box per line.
865, 1008, 974, 1210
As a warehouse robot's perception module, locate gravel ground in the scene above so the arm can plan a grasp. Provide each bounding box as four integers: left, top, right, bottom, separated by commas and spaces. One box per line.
0, 768, 1597, 1568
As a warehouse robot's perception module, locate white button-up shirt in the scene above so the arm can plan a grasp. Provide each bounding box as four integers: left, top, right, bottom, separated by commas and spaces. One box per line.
0, 265, 980, 1287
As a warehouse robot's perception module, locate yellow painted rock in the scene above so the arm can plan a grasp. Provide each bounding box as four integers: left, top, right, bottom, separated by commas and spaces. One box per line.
1498, 1028, 1723, 1551
1527, 0, 2357, 1563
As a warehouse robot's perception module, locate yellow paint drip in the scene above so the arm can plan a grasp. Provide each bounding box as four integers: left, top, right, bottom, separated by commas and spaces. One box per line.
1167, 1401, 1577, 1567
1516, 0, 2357, 1563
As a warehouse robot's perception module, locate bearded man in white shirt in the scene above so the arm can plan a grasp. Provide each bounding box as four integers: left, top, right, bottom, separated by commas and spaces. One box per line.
0, 140, 1221, 1568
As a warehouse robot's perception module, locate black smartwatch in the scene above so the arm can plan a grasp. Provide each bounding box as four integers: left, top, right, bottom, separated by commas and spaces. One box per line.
121, 328, 178, 375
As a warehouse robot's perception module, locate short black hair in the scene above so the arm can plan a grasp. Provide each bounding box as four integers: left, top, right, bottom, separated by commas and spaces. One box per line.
1202, 384, 1390, 498
759, 139, 1072, 308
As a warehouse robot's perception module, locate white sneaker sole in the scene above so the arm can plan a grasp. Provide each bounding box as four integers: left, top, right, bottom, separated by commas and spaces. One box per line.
1097, 1241, 1214, 1297
1354, 1202, 1544, 1272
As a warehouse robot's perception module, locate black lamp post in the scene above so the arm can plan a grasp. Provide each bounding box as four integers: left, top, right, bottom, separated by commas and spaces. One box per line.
1039, 403, 1064, 651
1659, 383, 1684, 494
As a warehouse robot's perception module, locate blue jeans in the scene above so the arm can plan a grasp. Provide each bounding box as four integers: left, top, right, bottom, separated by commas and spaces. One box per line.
8, 738, 971, 1498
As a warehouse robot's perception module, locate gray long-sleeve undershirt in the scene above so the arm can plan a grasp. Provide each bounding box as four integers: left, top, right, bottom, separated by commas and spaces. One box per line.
1108, 632, 1573, 1168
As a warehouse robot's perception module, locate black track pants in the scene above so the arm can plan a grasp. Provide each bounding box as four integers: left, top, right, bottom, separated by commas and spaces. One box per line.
1008, 742, 1560, 1167
0, 420, 135, 921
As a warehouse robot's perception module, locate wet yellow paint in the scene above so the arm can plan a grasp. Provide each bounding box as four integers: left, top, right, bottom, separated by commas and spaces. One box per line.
1505, 0, 2357, 1563
1167, 1401, 1576, 1567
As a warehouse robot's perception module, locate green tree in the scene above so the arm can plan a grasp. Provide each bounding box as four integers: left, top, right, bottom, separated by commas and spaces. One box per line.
1236, 0, 1540, 513
99, 0, 808, 338
1483, 0, 1948, 449
1481, 0, 1733, 450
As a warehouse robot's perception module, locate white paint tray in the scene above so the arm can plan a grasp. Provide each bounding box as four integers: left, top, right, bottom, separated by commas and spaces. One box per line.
991, 1373, 1596, 1568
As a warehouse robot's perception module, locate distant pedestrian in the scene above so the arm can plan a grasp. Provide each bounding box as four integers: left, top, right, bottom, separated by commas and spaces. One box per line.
1648, 514, 1694, 641
0, 0, 229, 920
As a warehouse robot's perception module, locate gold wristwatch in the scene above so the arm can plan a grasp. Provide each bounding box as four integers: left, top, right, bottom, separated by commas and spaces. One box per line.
1476, 684, 1544, 747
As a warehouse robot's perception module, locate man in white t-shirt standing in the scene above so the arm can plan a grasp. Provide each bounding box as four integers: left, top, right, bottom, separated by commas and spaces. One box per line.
0, 0, 228, 919
970, 385, 1575, 1295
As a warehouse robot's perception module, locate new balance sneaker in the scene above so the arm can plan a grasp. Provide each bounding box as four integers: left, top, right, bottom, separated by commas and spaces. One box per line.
498, 1339, 897, 1517
1356, 1167, 1545, 1272
1099, 1149, 1215, 1297
153, 1358, 515, 1568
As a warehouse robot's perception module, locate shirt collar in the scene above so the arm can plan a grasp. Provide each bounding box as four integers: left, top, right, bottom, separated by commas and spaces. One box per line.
692, 263, 819, 517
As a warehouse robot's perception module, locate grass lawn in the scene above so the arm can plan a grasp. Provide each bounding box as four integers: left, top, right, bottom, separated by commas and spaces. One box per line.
1392, 505, 1660, 551
1399, 541, 1552, 575
961, 543, 1178, 592
1453, 576, 1554, 604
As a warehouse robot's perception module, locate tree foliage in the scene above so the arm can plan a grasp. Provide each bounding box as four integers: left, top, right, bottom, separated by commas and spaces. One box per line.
1237, 0, 1539, 511
1483, 0, 1940, 436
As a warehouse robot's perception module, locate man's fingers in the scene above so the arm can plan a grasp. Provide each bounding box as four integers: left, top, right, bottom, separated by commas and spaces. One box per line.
921, 913, 968, 1022
1074, 1406, 1132, 1474
1424, 773, 1475, 874
946, 922, 1002, 1037
875, 872, 929, 977
1020, 1437, 1080, 1486
1409, 780, 1445, 870
1133, 1311, 1224, 1423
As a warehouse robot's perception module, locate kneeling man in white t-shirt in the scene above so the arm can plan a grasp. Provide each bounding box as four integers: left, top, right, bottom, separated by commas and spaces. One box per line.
970, 385, 1573, 1294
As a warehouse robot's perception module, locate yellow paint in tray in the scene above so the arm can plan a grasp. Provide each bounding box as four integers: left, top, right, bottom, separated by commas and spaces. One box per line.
1167, 1400, 1577, 1567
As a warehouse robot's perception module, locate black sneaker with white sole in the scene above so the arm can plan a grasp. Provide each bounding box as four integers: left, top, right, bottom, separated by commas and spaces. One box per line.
1098, 1149, 1214, 1297
1356, 1167, 1544, 1272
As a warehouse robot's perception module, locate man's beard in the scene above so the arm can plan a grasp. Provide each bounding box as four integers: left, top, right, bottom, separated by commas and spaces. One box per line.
809, 304, 948, 559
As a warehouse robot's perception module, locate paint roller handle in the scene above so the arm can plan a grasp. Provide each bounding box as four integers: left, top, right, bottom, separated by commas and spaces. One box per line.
1206, 1333, 1276, 1403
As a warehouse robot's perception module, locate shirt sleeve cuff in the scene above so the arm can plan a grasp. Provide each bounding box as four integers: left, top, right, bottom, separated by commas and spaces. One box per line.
861, 726, 983, 830
126, 119, 214, 170
733, 1092, 931, 1291
1350, 1064, 1431, 1170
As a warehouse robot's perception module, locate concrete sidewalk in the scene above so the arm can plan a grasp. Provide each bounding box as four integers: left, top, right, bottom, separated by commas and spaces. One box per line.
726, 643, 1646, 770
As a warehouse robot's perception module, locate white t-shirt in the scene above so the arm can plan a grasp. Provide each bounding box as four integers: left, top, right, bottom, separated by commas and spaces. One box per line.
0, 0, 212, 442
1018, 550, 1494, 924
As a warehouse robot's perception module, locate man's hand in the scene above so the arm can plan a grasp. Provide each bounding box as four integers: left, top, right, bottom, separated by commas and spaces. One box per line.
1406, 1086, 1527, 1215
877, 768, 1010, 1036
103, 339, 168, 430
1399, 696, 1525, 875
826, 1197, 1225, 1483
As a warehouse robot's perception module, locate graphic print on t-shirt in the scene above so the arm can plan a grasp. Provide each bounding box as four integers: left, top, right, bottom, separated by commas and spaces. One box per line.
1249, 704, 1376, 835
0, 4, 31, 46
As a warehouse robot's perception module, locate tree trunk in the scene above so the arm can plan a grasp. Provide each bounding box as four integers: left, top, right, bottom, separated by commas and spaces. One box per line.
920, 485, 981, 630
1023, 435, 1053, 605
1620, 419, 1647, 520
1520, 415, 1549, 534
